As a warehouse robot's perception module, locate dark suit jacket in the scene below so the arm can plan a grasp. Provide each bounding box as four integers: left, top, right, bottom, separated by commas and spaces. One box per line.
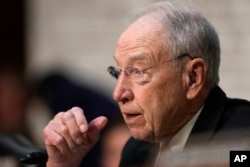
119, 86, 250, 167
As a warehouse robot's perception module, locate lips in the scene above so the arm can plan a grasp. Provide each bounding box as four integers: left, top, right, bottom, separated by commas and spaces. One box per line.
126, 113, 140, 118
123, 112, 143, 125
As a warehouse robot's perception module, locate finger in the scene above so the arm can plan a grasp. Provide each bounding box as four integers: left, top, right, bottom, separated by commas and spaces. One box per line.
70, 107, 89, 133
52, 112, 80, 151
89, 116, 108, 132
85, 116, 108, 144
58, 110, 83, 146
43, 120, 70, 155
54, 120, 77, 149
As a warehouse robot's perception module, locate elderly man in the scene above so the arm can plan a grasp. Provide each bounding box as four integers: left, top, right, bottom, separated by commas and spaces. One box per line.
43, 1, 250, 167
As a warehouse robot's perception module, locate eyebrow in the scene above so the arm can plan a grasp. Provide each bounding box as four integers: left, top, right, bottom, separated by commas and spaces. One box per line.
113, 53, 150, 62
130, 53, 149, 61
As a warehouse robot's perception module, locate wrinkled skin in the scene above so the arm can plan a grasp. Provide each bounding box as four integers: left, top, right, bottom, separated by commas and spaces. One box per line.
112, 17, 193, 143
43, 107, 108, 167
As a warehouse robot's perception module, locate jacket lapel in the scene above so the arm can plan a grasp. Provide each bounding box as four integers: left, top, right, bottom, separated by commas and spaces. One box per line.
185, 86, 227, 148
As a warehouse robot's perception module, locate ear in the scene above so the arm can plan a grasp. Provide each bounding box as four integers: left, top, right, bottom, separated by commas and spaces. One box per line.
184, 58, 207, 100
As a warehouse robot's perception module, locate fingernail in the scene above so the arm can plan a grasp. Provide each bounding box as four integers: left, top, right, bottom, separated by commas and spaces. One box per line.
76, 137, 83, 145
80, 124, 86, 132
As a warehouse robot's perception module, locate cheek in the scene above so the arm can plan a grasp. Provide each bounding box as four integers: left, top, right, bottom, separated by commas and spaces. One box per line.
136, 87, 166, 131
132, 88, 156, 130
138, 77, 185, 134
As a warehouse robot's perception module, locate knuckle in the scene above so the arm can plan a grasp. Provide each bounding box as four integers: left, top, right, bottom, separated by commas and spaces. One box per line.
60, 125, 68, 134
43, 126, 55, 145
63, 111, 74, 119
71, 129, 81, 139
71, 106, 84, 114
42, 127, 49, 139
54, 135, 65, 146
54, 111, 65, 119
43, 120, 54, 137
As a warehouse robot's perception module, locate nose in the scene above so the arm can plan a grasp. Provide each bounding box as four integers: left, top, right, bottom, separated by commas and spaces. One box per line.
112, 75, 134, 104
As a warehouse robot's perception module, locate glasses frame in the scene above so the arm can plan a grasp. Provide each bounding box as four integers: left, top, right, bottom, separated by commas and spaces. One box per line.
107, 54, 193, 82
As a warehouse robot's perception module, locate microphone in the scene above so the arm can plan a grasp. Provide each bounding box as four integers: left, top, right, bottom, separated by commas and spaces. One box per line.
19, 149, 48, 164
0, 133, 48, 165
0, 133, 37, 156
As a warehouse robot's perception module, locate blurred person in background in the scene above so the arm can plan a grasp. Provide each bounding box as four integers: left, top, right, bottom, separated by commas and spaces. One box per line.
0, 0, 29, 138
42, 1, 250, 167
0, 67, 31, 167
0, 68, 29, 137
0, 2, 51, 166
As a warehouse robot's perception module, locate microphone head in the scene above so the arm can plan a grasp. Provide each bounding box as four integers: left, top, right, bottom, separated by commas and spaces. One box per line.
19, 150, 48, 165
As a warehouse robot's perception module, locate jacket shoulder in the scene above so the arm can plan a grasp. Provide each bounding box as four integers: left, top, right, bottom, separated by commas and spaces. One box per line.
220, 98, 250, 129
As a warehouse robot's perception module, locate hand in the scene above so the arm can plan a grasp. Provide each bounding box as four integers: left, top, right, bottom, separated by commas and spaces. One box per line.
43, 107, 108, 167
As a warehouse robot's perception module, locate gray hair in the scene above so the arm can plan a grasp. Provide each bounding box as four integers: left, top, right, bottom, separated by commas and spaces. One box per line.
127, 1, 220, 86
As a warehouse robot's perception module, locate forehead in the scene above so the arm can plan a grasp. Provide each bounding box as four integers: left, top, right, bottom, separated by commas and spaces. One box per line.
114, 17, 165, 63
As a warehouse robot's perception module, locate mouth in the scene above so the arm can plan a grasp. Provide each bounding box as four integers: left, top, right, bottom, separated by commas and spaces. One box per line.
123, 113, 143, 125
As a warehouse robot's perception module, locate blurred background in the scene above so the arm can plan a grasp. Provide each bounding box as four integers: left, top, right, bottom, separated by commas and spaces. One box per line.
25, 0, 250, 100
0, 0, 250, 166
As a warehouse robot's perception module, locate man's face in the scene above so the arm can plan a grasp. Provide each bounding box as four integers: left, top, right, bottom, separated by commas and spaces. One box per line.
112, 18, 188, 142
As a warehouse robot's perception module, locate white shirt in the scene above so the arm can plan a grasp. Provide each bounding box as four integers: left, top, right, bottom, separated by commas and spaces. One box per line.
154, 106, 203, 166
168, 106, 203, 152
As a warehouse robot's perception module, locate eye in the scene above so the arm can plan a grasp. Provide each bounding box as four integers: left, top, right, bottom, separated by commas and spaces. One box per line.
130, 67, 143, 78
126, 67, 138, 74
134, 67, 142, 73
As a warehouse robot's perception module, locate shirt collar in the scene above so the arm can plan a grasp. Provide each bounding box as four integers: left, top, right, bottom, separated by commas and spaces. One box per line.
168, 106, 203, 152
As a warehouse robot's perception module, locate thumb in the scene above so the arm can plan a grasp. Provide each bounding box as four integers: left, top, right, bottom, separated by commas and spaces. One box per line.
87, 116, 108, 143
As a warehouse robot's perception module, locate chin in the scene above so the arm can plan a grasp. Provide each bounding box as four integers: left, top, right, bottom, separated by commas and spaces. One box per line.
130, 129, 155, 142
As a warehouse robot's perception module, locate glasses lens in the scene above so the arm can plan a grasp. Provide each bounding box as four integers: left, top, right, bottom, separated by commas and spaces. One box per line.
107, 66, 119, 79
127, 67, 142, 81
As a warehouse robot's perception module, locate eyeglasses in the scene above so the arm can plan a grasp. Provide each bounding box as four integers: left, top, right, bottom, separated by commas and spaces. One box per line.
107, 54, 192, 83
